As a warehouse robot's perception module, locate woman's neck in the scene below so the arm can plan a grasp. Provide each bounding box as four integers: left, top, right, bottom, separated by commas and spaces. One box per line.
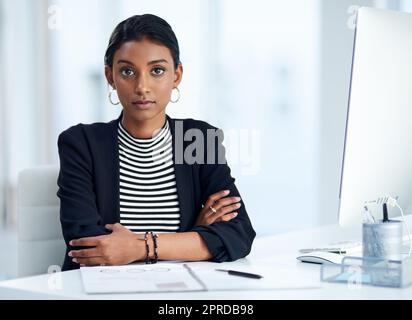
121, 112, 166, 139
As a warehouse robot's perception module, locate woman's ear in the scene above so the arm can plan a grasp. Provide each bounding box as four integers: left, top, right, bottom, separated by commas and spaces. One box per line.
173, 63, 183, 87
104, 65, 115, 89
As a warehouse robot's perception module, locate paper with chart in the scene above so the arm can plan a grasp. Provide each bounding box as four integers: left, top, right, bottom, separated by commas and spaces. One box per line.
80, 263, 206, 294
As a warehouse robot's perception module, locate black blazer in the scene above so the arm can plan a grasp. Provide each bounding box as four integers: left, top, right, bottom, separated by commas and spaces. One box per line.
57, 111, 256, 271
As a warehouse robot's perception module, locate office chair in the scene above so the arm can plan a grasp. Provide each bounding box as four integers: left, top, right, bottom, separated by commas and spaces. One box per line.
17, 165, 65, 277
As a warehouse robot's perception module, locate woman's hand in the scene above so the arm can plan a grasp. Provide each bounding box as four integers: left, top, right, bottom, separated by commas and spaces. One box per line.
195, 189, 242, 226
68, 223, 145, 266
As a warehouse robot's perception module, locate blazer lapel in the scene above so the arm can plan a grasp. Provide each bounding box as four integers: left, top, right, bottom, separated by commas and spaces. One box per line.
97, 111, 122, 224
168, 115, 196, 231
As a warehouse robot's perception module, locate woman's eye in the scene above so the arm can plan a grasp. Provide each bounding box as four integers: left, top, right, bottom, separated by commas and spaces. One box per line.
121, 68, 135, 76
152, 67, 165, 76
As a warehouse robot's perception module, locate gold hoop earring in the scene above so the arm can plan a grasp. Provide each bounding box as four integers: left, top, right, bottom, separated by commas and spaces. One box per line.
170, 87, 180, 103
108, 88, 120, 105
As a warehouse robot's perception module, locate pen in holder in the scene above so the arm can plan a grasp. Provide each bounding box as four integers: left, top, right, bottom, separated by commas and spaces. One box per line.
321, 199, 412, 288
363, 220, 402, 260
363, 203, 403, 261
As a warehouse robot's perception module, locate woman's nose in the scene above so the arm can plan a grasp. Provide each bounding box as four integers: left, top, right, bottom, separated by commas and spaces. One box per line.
134, 75, 150, 94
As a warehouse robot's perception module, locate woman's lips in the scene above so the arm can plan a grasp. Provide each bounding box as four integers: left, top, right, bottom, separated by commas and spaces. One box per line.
132, 101, 154, 110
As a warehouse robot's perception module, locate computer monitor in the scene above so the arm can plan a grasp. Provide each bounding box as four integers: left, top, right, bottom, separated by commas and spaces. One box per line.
339, 7, 412, 226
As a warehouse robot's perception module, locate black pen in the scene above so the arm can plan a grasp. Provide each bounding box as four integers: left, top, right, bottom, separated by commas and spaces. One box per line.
215, 269, 263, 279
383, 203, 389, 222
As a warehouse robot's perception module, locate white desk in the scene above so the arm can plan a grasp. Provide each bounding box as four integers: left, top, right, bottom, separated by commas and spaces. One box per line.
1, 221, 412, 299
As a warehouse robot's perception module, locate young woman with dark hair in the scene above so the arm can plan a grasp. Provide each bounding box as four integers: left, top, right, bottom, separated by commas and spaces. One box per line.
57, 14, 255, 271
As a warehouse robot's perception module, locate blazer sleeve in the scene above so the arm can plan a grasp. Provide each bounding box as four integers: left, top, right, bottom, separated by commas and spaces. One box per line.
191, 127, 256, 262
57, 127, 108, 249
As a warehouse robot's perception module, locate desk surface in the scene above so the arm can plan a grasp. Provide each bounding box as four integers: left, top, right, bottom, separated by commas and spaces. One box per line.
1, 220, 412, 299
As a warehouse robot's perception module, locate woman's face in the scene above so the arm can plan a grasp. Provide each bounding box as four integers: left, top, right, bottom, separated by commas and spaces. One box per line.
105, 37, 183, 122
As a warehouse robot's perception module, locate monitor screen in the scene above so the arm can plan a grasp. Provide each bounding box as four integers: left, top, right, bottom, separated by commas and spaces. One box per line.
339, 7, 412, 226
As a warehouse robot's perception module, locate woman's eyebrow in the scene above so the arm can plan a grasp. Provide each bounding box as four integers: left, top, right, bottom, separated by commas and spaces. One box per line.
117, 59, 169, 66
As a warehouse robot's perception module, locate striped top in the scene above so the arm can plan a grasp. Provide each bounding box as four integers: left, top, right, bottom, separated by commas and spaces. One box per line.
118, 118, 181, 233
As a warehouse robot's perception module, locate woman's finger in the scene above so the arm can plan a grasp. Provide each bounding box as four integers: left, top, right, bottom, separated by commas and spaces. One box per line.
212, 196, 241, 211
69, 248, 101, 259
70, 235, 104, 247
216, 212, 238, 222
204, 190, 230, 209
214, 202, 241, 220
72, 256, 106, 266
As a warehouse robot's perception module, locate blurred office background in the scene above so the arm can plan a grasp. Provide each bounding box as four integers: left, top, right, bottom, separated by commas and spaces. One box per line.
0, 0, 411, 279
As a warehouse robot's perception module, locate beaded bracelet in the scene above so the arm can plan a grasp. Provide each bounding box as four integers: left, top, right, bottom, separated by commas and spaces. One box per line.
143, 231, 150, 264
143, 231, 159, 264
150, 232, 159, 264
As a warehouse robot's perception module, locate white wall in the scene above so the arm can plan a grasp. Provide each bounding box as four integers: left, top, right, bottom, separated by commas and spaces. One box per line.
216, 0, 321, 234
0, 0, 6, 226
1, 0, 40, 226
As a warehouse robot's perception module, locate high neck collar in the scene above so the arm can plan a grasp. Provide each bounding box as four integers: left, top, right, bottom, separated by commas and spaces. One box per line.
118, 113, 169, 142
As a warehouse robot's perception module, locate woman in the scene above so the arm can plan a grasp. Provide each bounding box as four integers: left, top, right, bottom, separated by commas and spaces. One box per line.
57, 14, 255, 271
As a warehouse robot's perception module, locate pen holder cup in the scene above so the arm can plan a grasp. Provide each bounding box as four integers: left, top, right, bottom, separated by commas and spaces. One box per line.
362, 220, 403, 261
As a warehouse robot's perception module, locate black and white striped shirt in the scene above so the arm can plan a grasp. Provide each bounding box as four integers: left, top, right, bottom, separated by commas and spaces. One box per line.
118, 118, 181, 233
